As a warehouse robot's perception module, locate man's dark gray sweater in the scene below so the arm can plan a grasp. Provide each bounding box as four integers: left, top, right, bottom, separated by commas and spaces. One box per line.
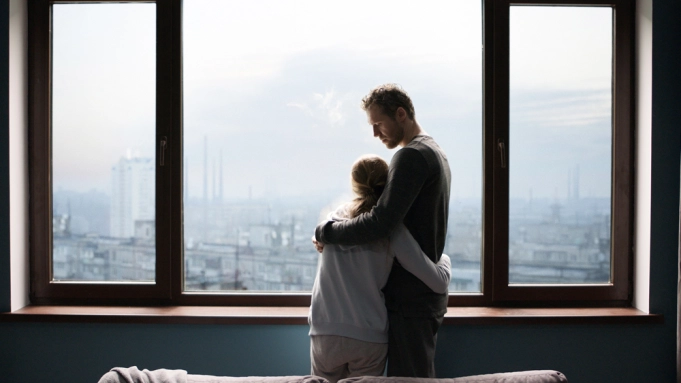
315, 135, 451, 316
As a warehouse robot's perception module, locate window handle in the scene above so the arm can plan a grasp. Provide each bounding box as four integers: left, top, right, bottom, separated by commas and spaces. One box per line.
497, 139, 506, 169
160, 136, 168, 166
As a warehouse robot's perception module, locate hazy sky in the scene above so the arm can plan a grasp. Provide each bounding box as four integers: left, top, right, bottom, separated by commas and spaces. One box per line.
509, 6, 612, 200
51, 1, 613, 203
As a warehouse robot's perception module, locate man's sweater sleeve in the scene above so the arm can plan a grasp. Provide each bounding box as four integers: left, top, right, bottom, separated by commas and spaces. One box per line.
315, 147, 429, 246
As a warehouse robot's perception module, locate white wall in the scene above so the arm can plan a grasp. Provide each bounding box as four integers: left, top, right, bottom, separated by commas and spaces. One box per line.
9, 0, 29, 311
633, 0, 653, 313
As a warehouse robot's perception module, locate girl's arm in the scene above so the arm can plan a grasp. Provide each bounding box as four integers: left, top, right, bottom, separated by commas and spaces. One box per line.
389, 223, 451, 294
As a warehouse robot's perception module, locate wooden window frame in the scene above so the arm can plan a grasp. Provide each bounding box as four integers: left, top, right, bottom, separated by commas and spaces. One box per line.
27, 0, 634, 307
28, 0, 175, 305
487, 0, 634, 306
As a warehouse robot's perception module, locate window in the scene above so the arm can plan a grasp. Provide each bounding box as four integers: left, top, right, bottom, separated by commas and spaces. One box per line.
488, 0, 633, 305
28, 0, 633, 306
52, 3, 157, 284
181, 0, 483, 297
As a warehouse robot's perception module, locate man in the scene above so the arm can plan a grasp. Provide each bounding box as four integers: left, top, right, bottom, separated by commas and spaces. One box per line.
313, 83, 451, 378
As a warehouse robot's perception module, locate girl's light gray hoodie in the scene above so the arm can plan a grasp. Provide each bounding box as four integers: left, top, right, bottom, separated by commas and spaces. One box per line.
309, 204, 451, 343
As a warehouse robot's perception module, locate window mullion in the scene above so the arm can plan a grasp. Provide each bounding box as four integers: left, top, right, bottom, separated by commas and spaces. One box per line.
491, 0, 511, 303
155, 0, 176, 301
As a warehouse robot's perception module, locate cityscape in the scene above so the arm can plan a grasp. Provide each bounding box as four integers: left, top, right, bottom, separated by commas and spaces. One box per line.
51, 154, 612, 293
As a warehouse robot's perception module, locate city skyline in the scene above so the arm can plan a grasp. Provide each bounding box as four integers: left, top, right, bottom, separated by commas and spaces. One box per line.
52, 178, 612, 289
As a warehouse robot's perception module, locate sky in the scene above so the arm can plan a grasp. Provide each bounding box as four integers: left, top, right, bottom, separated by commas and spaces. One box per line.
509, 6, 612, 200
51, 1, 613, 205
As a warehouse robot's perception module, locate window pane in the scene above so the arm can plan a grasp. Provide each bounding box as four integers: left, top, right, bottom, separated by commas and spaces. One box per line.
509, 6, 612, 284
52, 4, 156, 282
183, 0, 483, 292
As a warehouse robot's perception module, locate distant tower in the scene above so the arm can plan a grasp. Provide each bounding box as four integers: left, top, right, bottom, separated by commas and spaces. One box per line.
110, 156, 155, 238
212, 157, 216, 202
290, 216, 295, 249
219, 150, 223, 203
573, 165, 580, 200
203, 136, 208, 241
63, 198, 72, 237
203, 136, 208, 204
550, 188, 561, 223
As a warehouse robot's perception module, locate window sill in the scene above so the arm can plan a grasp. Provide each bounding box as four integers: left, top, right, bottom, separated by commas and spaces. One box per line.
0, 305, 663, 326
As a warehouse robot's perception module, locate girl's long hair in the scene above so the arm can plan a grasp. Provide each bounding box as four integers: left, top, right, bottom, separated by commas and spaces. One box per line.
347, 154, 389, 218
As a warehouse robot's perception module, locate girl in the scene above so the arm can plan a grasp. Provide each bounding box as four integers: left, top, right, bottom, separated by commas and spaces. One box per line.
309, 154, 451, 383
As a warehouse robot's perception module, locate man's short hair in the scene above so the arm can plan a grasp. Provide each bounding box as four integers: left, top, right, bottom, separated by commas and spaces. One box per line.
361, 83, 415, 121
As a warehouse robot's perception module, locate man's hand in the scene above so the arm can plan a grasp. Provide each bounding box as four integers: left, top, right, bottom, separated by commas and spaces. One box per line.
311, 236, 324, 253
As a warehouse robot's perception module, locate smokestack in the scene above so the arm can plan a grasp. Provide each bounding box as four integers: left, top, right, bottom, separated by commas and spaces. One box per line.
203, 136, 208, 203
219, 150, 223, 203
574, 165, 580, 200
212, 157, 216, 202
203, 136, 208, 241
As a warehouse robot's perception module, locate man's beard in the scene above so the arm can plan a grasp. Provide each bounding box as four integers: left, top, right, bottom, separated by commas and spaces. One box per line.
385, 125, 405, 149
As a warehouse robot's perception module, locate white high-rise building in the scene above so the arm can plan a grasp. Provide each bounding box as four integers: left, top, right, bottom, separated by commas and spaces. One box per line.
110, 156, 155, 238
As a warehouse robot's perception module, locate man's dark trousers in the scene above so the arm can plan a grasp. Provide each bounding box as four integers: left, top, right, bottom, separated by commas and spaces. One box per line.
386, 310, 444, 377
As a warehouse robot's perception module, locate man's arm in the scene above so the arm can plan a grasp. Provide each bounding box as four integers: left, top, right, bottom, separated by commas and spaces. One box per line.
315, 147, 429, 246
389, 223, 451, 294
